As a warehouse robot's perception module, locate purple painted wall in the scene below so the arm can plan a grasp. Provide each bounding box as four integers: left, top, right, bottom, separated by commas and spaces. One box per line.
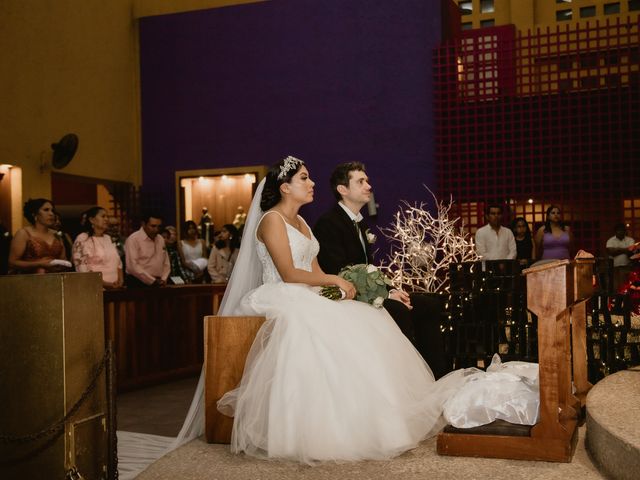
139, 0, 442, 253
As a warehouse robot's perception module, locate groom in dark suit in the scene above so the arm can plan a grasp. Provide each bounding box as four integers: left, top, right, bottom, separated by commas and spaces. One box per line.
313, 162, 448, 379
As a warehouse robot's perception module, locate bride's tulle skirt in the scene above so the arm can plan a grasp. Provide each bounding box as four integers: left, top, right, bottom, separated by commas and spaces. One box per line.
217, 283, 464, 464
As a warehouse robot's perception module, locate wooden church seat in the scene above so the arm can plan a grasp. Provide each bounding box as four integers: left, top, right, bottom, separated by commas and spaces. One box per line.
203, 315, 266, 444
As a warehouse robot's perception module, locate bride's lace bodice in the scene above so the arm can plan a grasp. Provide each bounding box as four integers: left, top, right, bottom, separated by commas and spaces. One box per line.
256, 211, 320, 284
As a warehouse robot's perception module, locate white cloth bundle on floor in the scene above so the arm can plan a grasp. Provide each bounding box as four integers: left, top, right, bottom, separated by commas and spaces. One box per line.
443, 354, 539, 428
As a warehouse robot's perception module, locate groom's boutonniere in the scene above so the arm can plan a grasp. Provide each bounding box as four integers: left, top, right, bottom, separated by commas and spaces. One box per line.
365, 228, 377, 244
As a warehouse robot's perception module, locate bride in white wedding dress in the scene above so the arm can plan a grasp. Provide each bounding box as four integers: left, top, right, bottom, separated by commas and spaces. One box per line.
118, 156, 539, 476
214, 156, 466, 463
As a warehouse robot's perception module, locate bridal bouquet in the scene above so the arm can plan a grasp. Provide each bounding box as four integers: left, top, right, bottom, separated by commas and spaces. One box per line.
321, 264, 393, 308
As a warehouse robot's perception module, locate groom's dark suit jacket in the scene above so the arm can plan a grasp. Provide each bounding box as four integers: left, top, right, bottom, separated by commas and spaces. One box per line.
314, 203, 449, 379
314, 204, 371, 274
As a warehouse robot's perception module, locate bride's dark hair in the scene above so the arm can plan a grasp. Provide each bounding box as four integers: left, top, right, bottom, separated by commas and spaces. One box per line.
260, 156, 305, 211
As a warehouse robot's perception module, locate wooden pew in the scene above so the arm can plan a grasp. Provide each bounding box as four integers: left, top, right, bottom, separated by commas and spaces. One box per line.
204, 315, 266, 444
103, 284, 227, 391
437, 259, 594, 462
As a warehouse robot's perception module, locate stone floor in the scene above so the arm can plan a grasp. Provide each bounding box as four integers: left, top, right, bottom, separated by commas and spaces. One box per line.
136, 426, 604, 480
118, 377, 605, 480
117, 376, 199, 437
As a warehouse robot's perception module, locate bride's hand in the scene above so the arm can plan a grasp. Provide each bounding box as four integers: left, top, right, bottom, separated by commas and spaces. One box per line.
335, 277, 356, 300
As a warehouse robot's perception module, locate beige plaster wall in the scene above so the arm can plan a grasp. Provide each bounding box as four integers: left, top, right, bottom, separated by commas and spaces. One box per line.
133, 0, 264, 18
0, 0, 260, 230
0, 1, 142, 204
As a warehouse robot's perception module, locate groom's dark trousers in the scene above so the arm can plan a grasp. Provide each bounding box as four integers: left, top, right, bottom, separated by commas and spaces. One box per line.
313, 204, 449, 379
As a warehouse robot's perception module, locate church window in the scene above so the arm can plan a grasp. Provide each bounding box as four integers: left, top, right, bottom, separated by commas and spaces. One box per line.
604, 2, 621, 14
480, 0, 495, 14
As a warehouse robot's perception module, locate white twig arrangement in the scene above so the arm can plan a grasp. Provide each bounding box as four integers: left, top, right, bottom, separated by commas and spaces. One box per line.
380, 188, 478, 294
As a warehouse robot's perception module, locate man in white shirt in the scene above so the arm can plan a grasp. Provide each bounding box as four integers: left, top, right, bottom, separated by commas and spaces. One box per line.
475, 204, 517, 260
607, 223, 635, 290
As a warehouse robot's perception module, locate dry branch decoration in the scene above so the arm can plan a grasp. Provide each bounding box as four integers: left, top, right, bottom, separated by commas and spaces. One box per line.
380, 188, 478, 294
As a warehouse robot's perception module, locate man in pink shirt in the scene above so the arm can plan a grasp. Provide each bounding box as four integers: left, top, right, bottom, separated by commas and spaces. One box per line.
125, 212, 170, 287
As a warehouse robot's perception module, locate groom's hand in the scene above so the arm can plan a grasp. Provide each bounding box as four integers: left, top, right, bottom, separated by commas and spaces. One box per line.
389, 289, 412, 309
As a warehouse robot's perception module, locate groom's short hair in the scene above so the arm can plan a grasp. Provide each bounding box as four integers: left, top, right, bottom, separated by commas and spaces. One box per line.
330, 162, 366, 201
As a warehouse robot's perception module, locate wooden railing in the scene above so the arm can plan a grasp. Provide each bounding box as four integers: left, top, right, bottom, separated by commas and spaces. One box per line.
104, 284, 227, 391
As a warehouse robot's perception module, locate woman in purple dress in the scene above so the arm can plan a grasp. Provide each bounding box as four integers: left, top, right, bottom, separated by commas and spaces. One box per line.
534, 205, 573, 260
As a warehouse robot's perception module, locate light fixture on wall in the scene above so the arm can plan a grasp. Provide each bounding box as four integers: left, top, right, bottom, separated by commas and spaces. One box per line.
0, 164, 11, 181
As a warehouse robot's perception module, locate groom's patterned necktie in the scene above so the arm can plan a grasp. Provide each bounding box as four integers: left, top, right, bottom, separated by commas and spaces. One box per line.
353, 220, 367, 262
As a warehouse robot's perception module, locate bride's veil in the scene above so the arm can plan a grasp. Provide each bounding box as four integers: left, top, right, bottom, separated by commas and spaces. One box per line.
118, 180, 266, 479
215, 177, 265, 316
169, 177, 266, 449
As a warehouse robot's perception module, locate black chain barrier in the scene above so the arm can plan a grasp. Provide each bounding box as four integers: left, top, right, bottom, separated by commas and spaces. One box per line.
106, 340, 119, 480
0, 347, 112, 470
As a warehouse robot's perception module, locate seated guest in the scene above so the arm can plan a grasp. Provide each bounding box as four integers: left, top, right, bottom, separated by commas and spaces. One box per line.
179, 220, 208, 282
534, 205, 573, 261
72, 206, 123, 289
607, 223, 635, 291
124, 211, 170, 287
511, 217, 535, 267
9, 198, 70, 274
162, 225, 194, 284
475, 204, 517, 260
207, 224, 240, 283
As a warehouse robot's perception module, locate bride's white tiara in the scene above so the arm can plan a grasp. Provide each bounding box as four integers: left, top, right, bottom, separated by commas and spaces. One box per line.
277, 155, 304, 180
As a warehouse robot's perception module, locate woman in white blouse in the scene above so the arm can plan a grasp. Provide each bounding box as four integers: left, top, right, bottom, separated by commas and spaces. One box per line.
179, 220, 209, 281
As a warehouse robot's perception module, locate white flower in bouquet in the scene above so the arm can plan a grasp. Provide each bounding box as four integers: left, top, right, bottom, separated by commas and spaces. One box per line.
320, 263, 393, 307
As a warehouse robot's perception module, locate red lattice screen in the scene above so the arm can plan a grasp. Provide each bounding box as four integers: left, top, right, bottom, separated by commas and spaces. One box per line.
434, 18, 640, 255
